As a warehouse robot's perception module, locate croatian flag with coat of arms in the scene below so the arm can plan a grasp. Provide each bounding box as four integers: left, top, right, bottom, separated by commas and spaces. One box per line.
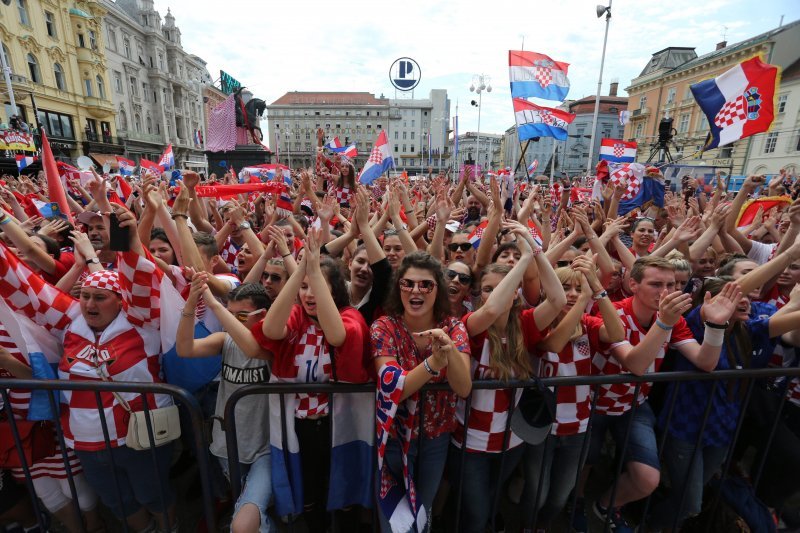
509, 51, 570, 101
513, 98, 576, 142
599, 139, 637, 163
690, 56, 778, 149
359, 130, 394, 185
609, 163, 665, 215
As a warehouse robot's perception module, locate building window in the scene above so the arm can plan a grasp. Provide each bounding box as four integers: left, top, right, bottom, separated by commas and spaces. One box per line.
119, 109, 127, 131
44, 11, 56, 37
17, 0, 30, 26
146, 116, 152, 133
108, 28, 117, 51
394, 145, 398, 153
698, 113, 709, 132
764, 132, 778, 154
411, 145, 415, 153
639, 96, 647, 109
134, 113, 141, 133
678, 114, 690, 133
1, 44, 11, 71
129, 77, 137, 96
113, 71, 123, 93
778, 94, 788, 114
666, 87, 676, 104
411, 119, 415, 127
123, 37, 131, 59
394, 131, 398, 140
89, 30, 97, 50
84, 79, 93, 97
96, 76, 105, 99
53, 63, 65, 91
78, 34, 85, 48
402, 144, 406, 152
158, 53, 164, 71
26, 53, 39, 83
411, 132, 415, 140
719, 147, 733, 158
635, 123, 644, 138
36, 109, 74, 139
402, 132, 407, 140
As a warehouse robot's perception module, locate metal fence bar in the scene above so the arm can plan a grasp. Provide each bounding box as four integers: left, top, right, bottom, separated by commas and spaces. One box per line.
93, 390, 129, 533
46, 388, 83, 533
139, 394, 171, 531
530, 385, 557, 530
604, 382, 642, 533
453, 394, 471, 533
490, 386, 518, 532
566, 385, 600, 531
752, 387, 787, 493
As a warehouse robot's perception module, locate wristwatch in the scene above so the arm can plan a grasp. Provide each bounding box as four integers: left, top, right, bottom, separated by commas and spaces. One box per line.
238, 221, 251, 230
87, 257, 101, 265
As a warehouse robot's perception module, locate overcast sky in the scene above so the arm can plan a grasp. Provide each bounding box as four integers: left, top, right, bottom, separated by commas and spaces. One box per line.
153, 0, 799, 140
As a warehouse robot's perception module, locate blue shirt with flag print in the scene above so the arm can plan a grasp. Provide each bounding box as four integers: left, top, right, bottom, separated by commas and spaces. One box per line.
658, 306, 775, 447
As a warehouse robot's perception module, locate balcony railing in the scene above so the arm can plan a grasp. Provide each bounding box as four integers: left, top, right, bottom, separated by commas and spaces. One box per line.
119, 130, 165, 144
82, 132, 123, 145
632, 107, 650, 117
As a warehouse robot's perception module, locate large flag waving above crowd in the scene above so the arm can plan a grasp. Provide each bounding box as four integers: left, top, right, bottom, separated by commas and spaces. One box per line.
509, 51, 571, 101
513, 98, 576, 142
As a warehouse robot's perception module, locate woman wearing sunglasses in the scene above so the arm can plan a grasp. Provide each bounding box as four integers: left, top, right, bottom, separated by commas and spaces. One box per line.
448, 221, 567, 532
519, 255, 625, 531
176, 280, 273, 533
252, 228, 372, 532
371, 251, 472, 533
445, 261, 474, 317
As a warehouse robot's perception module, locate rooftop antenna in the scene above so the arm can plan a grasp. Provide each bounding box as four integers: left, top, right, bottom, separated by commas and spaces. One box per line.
722, 25, 728, 41
779, 15, 784, 27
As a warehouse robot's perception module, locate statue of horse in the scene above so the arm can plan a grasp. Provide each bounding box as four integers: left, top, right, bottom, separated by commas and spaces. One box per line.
234, 87, 266, 141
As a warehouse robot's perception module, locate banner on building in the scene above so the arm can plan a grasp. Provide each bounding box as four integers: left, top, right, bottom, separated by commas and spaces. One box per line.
0, 130, 37, 151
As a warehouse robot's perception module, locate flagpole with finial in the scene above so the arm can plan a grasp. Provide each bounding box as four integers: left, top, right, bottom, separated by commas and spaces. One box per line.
515, 36, 534, 184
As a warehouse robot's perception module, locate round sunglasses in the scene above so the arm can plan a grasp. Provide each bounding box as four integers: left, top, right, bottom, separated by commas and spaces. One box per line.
398, 278, 436, 294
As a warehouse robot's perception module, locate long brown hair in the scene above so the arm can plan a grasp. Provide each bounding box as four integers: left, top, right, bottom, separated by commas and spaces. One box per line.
555, 266, 584, 342
479, 264, 533, 381
384, 251, 451, 323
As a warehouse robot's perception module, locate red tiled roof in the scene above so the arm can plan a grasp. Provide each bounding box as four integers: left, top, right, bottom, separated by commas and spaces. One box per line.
270, 92, 387, 106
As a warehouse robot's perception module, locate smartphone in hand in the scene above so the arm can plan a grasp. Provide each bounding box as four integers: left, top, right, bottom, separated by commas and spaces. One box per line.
108, 213, 130, 252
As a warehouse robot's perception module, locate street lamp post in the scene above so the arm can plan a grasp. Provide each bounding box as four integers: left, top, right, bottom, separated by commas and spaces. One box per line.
469, 74, 491, 174
586, 1, 612, 174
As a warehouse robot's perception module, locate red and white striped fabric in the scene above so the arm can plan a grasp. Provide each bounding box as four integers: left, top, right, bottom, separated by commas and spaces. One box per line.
452, 310, 545, 453
537, 315, 603, 435
591, 297, 696, 415
758, 285, 788, 310
786, 378, 800, 408
206, 94, 237, 152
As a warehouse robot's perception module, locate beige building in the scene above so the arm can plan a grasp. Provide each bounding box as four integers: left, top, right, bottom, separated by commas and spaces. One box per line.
1, 0, 121, 161
623, 20, 800, 173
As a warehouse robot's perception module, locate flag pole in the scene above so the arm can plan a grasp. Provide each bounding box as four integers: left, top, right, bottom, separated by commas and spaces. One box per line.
586, 0, 612, 174
514, 140, 532, 180
549, 140, 557, 183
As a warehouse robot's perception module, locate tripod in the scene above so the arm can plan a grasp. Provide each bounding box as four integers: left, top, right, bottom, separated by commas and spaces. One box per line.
646, 140, 676, 164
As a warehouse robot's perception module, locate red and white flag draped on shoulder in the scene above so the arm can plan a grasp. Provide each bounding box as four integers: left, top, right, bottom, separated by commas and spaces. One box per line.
0, 243, 172, 450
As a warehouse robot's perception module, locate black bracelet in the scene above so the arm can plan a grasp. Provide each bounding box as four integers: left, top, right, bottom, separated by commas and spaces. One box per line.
171, 214, 188, 220
281, 253, 292, 258
704, 320, 729, 329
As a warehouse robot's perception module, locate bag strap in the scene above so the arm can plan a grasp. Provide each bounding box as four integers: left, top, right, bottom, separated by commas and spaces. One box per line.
93, 361, 133, 413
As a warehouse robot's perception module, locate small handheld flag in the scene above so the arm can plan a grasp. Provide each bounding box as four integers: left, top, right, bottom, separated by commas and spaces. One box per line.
358, 131, 394, 185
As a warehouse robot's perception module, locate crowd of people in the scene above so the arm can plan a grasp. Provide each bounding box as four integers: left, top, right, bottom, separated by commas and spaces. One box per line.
1, 132, 800, 533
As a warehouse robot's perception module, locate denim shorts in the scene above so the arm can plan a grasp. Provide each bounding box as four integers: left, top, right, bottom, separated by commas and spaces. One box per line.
587, 401, 660, 470
219, 453, 275, 533
75, 443, 175, 519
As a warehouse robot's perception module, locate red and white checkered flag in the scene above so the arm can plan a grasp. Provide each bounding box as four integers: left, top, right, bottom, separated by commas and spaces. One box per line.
206, 94, 237, 152
609, 163, 645, 201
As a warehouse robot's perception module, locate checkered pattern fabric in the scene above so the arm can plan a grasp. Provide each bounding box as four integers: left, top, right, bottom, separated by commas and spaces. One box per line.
368, 144, 384, 164
0, 242, 80, 333
609, 168, 641, 200
592, 297, 696, 415
534, 67, 552, 88
116, 250, 163, 329
714, 95, 748, 129
787, 378, 800, 408
328, 184, 353, 206
452, 335, 523, 453
220, 237, 241, 273
537, 315, 604, 436
613, 143, 626, 158
82, 270, 121, 294
372, 183, 387, 202
759, 285, 787, 310
0, 326, 31, 419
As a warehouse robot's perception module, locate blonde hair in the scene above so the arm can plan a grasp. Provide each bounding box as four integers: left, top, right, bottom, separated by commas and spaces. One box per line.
479, 264, 533, 381
555, 267, 584, 342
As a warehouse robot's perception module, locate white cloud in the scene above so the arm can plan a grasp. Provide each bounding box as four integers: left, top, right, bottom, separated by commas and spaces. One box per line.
153, 0, 798, 136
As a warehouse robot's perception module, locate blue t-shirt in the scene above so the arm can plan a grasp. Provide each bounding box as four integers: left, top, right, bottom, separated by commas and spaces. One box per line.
659, 306, 775, 447
750, 301, 777, 320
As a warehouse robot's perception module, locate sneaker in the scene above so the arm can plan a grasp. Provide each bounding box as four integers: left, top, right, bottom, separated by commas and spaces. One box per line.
569, 498, 588, 533
593, 501, 635, 532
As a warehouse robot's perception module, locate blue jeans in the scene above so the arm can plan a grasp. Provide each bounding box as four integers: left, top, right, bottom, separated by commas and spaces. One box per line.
649, 435, 728, 529
75, 443, 175, 519
446, 444, 524, 533
377, 433, 450, 533
587, 401, 660, 470
220, 453, 275, 533
522, 432, 587, 528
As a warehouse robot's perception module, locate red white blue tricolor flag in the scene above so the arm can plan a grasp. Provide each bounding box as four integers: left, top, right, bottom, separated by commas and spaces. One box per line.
158, 143, 175, 170
509, 51, 570, 102
325, 137, 343, 151
513, 98, 575, 142
116, 156, 135, 176
690, 56, 779, 150
599, 139, 638, 163
359, 130, 394, 185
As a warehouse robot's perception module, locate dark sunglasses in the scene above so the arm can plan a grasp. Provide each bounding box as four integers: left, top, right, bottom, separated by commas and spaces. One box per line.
445, 269, 472, 285
447, 242, 473, 253
398, 278, 436, 294
262, 273, 284, 283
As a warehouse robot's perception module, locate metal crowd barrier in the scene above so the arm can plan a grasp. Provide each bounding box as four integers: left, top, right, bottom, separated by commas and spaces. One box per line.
3, 367, 800, 532
0, 379, 215, 533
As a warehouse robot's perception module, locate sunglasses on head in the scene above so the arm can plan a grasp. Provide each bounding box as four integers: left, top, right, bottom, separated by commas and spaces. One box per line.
398, 278, 436, 294
262, 273, 284, 283
446, 269, 472, 285
556, 260, 571, 268
233, 309, 265, 323
447, 242, 473, 253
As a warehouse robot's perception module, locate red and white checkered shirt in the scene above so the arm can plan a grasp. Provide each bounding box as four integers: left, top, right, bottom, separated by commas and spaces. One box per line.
592, 297, 696, 416
251, 304, 371, 419
537, 315, 604, 436
327, 184, 353, 206
758, 285, 788, 310
452, 310, 545, 453
220, 237, 241, 273
787, 378, 800, 408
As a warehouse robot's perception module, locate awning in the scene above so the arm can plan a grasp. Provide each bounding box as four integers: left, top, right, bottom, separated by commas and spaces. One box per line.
184, 160, 208, 168
89, 153, 119, 169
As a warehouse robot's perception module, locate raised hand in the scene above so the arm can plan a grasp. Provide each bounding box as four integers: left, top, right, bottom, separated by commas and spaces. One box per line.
412, 328, 453, 371
702, 282, 741, 325
658, 291, 693, 326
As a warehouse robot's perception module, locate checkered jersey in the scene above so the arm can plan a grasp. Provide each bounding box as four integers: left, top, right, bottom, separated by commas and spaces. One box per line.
537, 315, 603, 435
451, 310, 545, 452
251, 304, 371, 418
592, 297, 696, 415
219, 237, 241, 273
0, 326, 30, 418
327, 184, 353, 206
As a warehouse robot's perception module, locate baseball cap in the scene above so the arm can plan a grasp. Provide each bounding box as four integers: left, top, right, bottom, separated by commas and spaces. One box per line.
510, 382, 556, 445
